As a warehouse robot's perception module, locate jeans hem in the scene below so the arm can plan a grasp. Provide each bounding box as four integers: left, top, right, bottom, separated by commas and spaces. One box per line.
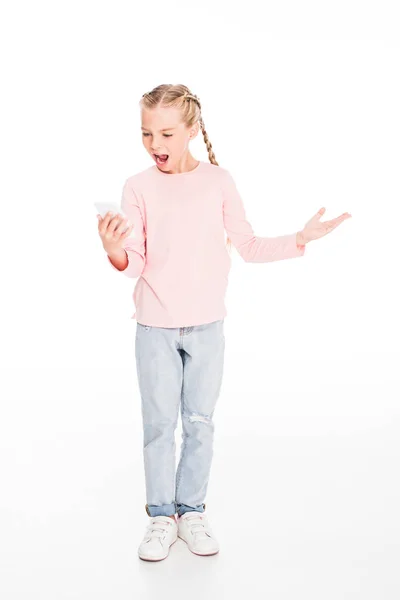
145, 502, 206, 517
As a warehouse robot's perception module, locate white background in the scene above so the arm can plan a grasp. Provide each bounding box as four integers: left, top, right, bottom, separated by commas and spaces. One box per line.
1, 1, 399, 598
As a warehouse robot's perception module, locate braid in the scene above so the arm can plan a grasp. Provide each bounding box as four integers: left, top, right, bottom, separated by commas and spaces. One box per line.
199, 119, 219, 166
182, 92, 200, 106
182, 91, 228, 246
181, 93, 219, 166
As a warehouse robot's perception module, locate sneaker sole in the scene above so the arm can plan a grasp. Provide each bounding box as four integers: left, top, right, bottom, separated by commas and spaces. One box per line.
138, 537, 178, 562
177, 533, 219, 556
188, 549, 219, 556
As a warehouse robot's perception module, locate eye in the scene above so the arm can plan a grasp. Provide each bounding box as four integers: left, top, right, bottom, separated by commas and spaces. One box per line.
142, 133, 173, 137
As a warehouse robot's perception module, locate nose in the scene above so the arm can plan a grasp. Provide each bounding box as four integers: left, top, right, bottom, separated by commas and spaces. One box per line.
149, 139, 164, 152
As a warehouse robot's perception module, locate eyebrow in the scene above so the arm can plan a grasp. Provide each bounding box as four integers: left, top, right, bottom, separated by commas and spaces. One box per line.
141, 126, 176, 132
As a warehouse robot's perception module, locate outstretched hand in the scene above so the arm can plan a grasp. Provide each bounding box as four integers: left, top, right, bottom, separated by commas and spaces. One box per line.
297, 207, 352, 245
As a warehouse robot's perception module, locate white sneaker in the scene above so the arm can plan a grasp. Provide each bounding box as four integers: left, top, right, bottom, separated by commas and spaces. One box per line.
138, 516, 178, 561
177, 511, 219, 556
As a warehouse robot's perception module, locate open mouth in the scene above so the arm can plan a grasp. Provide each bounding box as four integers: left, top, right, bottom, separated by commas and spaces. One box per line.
154, 154, 169, 165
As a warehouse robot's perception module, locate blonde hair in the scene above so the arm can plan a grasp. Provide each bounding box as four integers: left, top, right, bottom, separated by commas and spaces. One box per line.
140, 83, 232, 251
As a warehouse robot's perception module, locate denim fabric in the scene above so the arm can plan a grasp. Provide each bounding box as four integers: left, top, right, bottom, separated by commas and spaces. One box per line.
135, 318, 225, 518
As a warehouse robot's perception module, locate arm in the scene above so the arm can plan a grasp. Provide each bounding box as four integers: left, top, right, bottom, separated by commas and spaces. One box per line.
222, 170, 306, 262
107, 179, 146, 278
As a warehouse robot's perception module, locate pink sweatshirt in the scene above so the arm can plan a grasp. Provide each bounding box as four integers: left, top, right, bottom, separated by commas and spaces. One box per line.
107, 160, 306, 327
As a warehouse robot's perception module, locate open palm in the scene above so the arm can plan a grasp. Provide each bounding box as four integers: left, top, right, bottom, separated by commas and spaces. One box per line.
300, 207, 352, 244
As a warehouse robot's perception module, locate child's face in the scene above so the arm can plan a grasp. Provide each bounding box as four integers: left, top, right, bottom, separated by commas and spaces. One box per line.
141, 106, 199, 171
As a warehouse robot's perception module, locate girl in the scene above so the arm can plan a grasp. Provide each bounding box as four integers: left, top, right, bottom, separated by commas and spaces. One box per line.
97, 83, 351, 562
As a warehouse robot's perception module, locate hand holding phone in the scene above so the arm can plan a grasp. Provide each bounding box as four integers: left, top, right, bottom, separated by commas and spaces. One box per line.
94, 202, 136, 237
95, 201, 137, 259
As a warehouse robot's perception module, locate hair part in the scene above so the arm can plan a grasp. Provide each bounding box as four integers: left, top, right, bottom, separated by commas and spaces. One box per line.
140, 84, 232, 250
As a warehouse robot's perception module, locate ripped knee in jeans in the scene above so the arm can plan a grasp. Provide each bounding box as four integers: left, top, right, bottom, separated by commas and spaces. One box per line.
188, 413, 211, 424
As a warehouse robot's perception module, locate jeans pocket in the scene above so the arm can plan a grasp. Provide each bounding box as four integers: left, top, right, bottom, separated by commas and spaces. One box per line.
138, 323, 152, 331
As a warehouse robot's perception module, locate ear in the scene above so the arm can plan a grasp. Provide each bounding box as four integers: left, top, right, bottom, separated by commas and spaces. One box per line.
189, 122, 200, 140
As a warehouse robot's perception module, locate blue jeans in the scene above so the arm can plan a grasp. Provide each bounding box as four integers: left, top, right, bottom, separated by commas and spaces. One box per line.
135, 318, 225, 518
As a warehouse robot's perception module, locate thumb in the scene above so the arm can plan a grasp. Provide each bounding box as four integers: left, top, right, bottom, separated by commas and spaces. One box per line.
313, 207, 326, 221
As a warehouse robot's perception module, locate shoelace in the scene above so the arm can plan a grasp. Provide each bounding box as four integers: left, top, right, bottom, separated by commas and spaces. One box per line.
184, 515, 210, 539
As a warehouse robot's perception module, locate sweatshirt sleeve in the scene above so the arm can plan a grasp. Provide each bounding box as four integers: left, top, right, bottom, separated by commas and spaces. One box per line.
107, 178, 146, 278
221, 169, 306, 263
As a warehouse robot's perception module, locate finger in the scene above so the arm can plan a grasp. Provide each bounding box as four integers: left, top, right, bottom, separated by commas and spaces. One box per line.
314, 207, 326, 221
108, 214, 123, 234
122, 224, 134, 238
115, 217, 129, 233
325, 214, 349, 229
330, 213, 350, 221
99, 212, 112, 233
112, 217, 130, 238
103, 212, 119, 228
306, 207, 326, 228
100, 215, 118, 237
98, 215, 108, 233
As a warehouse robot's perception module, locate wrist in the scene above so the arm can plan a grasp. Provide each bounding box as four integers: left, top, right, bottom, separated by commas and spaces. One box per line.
107, 248, 128, 271
296, 231, 306, 247
107, 247, 126, 259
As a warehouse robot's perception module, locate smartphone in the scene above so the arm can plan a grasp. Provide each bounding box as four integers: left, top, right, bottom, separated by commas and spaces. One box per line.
94, 202, 135, 237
